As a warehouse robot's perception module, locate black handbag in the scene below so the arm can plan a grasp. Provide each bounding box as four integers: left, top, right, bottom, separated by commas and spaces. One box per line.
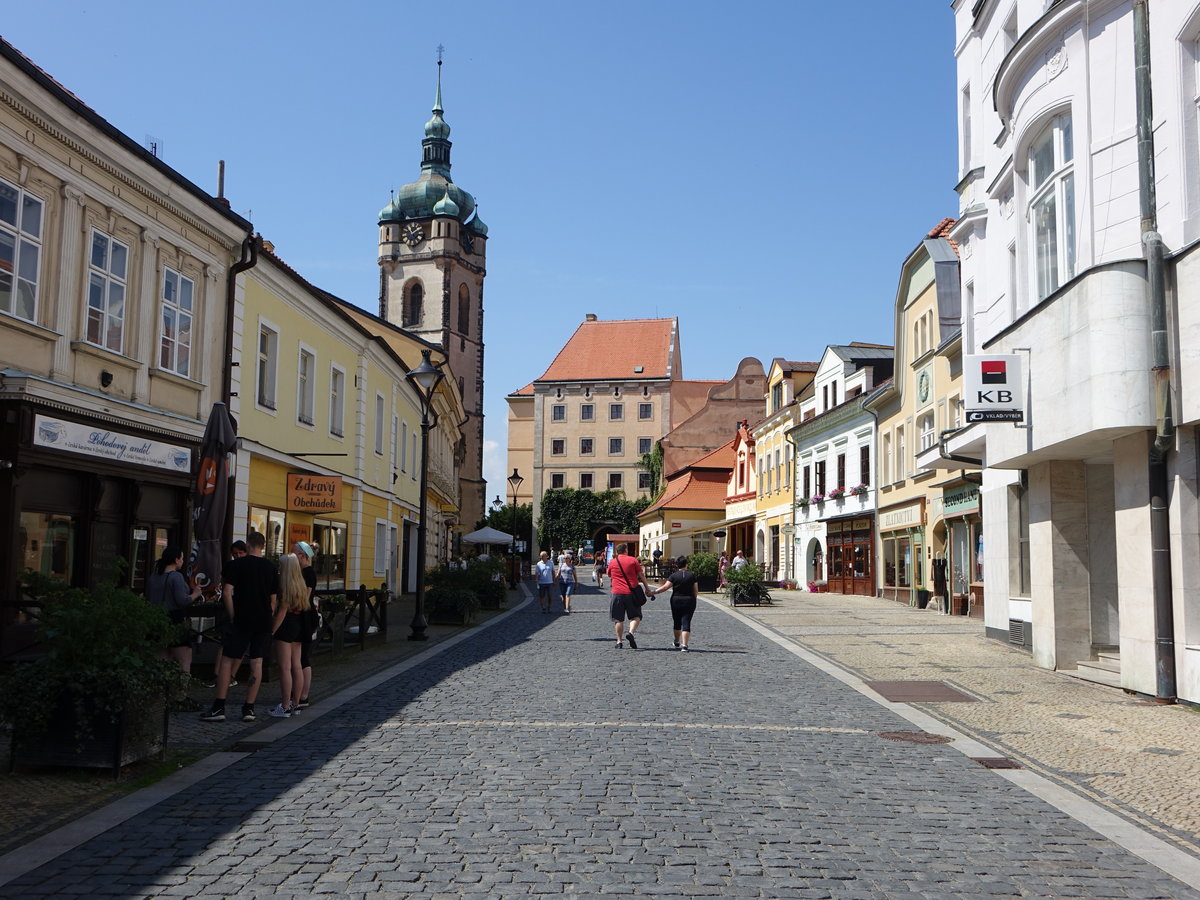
616, 556, 648, 605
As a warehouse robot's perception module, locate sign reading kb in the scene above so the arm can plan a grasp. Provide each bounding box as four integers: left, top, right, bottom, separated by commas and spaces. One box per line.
963, 354, 1025, 423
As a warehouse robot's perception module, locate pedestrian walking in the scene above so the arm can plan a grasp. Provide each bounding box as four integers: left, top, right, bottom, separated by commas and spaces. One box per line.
268, 553, 310, 718
593, 553, 606, 590
556, 551, 578, 613
650, 555, 699, 651
607, 542, 649, 649
201, 531, 277, 723
535, 551, 556, 614
718, 551, 730, 589
731, 549, 748, 570
292, 540, 319, 709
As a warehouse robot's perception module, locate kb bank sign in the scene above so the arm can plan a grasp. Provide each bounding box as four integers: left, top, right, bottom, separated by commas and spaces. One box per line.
963, 355, 1025, 423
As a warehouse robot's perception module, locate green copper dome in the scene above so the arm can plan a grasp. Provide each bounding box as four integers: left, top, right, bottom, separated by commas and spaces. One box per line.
378, 197, 403, 225
433, 184, 460, 217
467, 210, 488, 236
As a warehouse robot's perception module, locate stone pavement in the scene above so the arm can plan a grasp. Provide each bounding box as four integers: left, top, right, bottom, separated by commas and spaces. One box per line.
726, 589, 1200, 854
1, 581, 1198, 897
0, 591, 496, 857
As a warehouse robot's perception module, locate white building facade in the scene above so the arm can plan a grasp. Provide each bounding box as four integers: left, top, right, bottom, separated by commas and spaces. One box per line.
949, 0, 1200, 700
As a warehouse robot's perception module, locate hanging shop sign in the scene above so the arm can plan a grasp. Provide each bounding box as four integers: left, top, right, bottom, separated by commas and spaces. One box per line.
286, 474, 343, 512
963, 355, 1025, 422
942, 484, 980, 516
32, 414, 191, 472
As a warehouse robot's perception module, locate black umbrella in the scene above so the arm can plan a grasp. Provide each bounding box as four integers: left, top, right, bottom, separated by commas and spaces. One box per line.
187, 402, 238, 597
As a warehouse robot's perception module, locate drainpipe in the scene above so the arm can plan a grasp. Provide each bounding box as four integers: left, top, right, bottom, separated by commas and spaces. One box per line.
1134, 0, 1176, 703
785, 430, 798, 586
222, 232, 261, 406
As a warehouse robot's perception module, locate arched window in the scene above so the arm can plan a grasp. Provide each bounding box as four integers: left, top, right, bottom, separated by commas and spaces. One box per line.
405, 282, 423, 328
457, 284, 470, 335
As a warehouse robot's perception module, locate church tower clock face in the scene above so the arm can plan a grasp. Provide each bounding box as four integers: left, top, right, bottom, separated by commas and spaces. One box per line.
402, 223, 425, 247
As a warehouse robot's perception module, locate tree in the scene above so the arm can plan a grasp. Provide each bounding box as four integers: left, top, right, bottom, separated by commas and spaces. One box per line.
638, 440, 665, 498
537, 488, 650, 552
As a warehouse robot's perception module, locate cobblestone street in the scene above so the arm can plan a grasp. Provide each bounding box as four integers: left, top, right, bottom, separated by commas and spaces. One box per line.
2, 585, 1199, 898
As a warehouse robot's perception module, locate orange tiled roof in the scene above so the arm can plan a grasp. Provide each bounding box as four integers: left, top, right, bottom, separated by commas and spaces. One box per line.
537, 318, 676, 382
927, 217, 960, 256
641, 470, 730, 517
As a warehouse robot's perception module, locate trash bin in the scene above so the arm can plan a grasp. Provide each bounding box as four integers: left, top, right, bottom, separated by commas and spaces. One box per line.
916, 589, 930, 609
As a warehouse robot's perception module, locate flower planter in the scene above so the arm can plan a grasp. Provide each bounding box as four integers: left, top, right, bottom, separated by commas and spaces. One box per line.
10, 692, 168, 779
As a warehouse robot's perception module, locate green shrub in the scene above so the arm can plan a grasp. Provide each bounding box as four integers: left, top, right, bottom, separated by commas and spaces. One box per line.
426, 586, 480, 624
689, 552, 719, 578
724, 562, 772, 605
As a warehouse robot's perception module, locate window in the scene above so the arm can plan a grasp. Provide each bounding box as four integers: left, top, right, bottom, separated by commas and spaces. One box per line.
609, 437, 623, 456
608, 472, 623, 490
609, 403, 623, 421
404, 282, 423, 327
815, 459, 826, 496
831, 382, 838, 406
580, 438, 594, 455
457, 284, 470, 335
400, 421, 408, 471
375, 394, 385, 455
949, 394, 963, 429
298, 348, 315, 425
771, 382, 783, 412
896, 426, 907, 479
919, 412, 935, 451
312, 518, 348, 589
960, 85, 972, 175
0, 178, 42, 321
257, 322, 279, 409
580, 472, 594, 490
374, 521, 388, 576
636, 438, 651, 455
159, 268, 194, 376
802, 465, 811, 500
638, 472, 652, 491
859, 445, 870, 486
822, 385, 828, 411
551, 438, 565, 455
411, 431, 418, 480
19, 511, 75, 582
552, 404, 565, 422
638, 402, 653, 420
551, 473, 565, 489
330, 366, 345, 437
882, 433, 892, 483
86, 231, 128, 352
580, 403, 594, 421
1029, 114, 1075, 300
1015, 480, 1031, 595
836, 453, 845, 491
249, 506, 288, 559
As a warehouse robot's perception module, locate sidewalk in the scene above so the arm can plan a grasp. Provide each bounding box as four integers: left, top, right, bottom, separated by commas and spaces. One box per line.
0, 590, 513, 856
721, 588, 1200, 854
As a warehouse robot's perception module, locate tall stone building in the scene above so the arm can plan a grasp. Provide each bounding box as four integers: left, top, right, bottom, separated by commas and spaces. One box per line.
377, 62, 488, 532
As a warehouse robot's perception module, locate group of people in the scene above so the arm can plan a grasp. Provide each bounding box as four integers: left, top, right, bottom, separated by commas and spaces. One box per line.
145, 532, 322, 723
531, 542, 702, 651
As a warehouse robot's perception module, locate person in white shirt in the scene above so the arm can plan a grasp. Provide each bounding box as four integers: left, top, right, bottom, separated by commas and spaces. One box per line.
535, 551, 556, 614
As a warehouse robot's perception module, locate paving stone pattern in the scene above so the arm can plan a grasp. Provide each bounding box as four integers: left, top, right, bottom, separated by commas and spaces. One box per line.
4, 587, 1196, 898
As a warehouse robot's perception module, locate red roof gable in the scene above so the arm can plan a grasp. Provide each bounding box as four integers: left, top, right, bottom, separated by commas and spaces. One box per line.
537, 318, 676, 382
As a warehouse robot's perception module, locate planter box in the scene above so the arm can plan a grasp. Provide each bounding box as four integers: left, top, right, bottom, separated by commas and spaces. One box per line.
696, 575, 718, 594
428, 604, 476, 626
10, 693, 168, 779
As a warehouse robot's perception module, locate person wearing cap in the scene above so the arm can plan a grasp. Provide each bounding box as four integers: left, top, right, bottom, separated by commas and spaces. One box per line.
292, 541, 319, 708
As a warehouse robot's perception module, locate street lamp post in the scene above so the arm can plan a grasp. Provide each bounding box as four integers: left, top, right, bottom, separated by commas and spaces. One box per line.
406, 349, 444, 641
506, 468, 523, 588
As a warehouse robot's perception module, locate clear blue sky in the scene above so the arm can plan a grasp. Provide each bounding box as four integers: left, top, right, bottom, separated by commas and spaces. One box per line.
3, 2, 958, 503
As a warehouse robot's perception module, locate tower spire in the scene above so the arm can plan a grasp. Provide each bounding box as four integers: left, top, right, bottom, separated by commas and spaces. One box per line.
434, 45, 445, 114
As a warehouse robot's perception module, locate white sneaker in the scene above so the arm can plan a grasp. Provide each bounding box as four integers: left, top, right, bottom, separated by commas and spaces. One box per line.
268, 703, 291, 718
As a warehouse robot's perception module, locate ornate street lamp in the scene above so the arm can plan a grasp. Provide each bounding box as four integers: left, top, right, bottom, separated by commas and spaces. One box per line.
406, 348, 444, 641
506, 468, 523, 587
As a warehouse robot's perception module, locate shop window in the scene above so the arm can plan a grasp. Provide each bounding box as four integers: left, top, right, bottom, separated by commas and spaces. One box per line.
19, 511, 76, 582
86, 230, 129, 353
159, 268, 194, 377
298, 348, 316, 426
312, 519, 347, 590
882, 535, 912, 589
0, 177, 43, 321
248, 506, 287, 559
257, 322, 279, 409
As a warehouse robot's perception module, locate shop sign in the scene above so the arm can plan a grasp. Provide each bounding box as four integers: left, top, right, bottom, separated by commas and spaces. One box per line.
943, 484, 980, 516
964, 354, 1025, 422
288, 523, 310, 548
879, 501, 923, 531
33, 414, 190, 472
286, 474, 343, 512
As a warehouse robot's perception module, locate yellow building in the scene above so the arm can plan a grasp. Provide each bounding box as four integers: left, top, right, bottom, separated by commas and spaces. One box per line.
865, 221, 962, 607
232, 251, 464, 594
0, 37, 251, 605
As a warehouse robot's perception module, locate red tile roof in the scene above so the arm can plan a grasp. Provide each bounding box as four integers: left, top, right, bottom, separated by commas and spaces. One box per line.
641, 470, 730, 517
537, 318, 676, 382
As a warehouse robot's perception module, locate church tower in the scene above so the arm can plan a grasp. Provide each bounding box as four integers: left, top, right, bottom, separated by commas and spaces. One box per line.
378, 59, 488, 532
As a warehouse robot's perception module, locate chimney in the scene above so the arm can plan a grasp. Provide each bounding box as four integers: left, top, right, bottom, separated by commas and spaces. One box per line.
585, 313, 598, 322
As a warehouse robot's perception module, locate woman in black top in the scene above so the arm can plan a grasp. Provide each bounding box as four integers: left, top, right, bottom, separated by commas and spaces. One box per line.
649, 555, 699, 652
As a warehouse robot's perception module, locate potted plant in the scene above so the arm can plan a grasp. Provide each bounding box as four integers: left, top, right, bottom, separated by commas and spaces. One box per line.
724, 562, 772, 607
827, 486, 846, 501
0, 573, 190, 777
850, 483, 870, 497
796, 497, 810, 510
688, 552, 720, 593
810, 493, 826, 505
426, 585, 480, 625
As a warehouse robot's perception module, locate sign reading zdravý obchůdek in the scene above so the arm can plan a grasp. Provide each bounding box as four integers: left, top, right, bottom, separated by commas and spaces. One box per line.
287, 474, 343, 512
